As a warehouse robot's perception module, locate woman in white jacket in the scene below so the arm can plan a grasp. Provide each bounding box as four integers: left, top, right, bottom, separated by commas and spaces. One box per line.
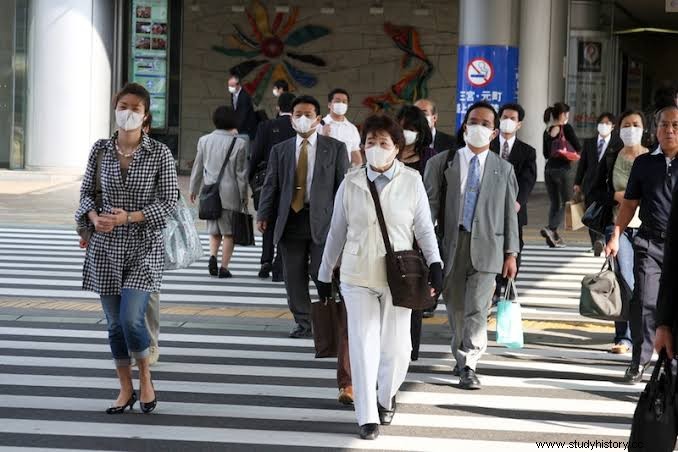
317, 114, 443, 440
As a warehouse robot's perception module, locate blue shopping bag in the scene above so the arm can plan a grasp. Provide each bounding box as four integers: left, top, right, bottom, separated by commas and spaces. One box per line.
495, 279, 524, 349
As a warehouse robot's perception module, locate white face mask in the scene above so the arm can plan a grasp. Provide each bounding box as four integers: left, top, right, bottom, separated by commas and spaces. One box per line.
403, 130, 418, 145
228, 86, 237, 94
499, 118, 518, 134
331, 102, 348, 116
365, 145, 397, 170
620, 126, 644, 147
426, 115, 435, 129
272, 89, 280, 97
597, 123, 613, 137
115, 109, 145, 132
464, 124, 494, 148
292, 115, 316, 134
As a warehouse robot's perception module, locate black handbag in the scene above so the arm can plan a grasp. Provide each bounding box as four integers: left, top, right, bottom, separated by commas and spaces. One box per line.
367, 175, 434, 310
251, 161, 268, 210
581, 200, 610, 235
198, 138, 238, 220
629, 350, 678, 451
232, 209, 255, 246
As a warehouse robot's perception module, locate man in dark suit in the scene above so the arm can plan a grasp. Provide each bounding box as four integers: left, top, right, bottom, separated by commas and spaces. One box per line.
490, 103, 537, 296
257, 95, 350, 338
574, 112, 623, 255
414, 98, 456, 153
228, 73, 258, 140
250, 93, 296, 280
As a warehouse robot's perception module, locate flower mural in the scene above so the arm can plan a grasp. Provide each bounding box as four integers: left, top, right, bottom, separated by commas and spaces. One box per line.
212, 0, 331, 104
363, 22, 434, 112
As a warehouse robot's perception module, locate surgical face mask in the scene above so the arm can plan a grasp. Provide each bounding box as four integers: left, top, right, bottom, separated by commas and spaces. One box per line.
331, 102, 348, 116
426, 115, 435, 129
620, 126, 644, 147
464, 124, 494, 148
597, 123, 613, 137
228, 86, 237, 94
365, 145, 397, 169
292, 115, 316, 134
272, 88, 280, 97
499, 118, 518, 134
403, 130, 418, 145
115, 109, 145, 132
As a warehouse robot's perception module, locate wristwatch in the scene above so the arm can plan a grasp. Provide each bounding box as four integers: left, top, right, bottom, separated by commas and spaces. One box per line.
127, 213, 133, 224
505, 252, 518, 258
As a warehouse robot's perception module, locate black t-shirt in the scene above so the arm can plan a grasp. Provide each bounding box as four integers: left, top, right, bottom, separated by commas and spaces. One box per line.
625, 149, 678, 232
543, 123, 582, 170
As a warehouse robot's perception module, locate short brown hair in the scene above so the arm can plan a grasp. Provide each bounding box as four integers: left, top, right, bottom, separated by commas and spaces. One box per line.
360, 114, 405, 150
113, 83, 151, 114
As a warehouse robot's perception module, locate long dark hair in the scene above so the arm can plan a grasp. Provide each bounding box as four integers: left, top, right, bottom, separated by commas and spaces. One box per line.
396, 105, 432, 155
543, 102, 570, 123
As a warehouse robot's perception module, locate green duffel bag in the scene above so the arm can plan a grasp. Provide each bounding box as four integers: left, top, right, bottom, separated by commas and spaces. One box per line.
579, 256, 632, 321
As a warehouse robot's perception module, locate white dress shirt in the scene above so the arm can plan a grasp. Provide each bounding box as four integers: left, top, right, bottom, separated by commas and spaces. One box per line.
319, 114, 361, 159
295, 132, 317, 203
458, 146, 490, 194
499, 135, 516, 159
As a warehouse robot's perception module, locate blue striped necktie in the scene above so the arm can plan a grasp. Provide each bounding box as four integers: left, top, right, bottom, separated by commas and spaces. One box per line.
462, 155, 480, 231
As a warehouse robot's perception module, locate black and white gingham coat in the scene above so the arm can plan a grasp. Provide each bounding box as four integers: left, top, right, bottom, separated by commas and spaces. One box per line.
75, 132, 178, 295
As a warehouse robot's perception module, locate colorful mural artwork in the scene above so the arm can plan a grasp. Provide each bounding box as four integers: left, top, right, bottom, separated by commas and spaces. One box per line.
212, 0, 331, 104
363, 22, 434, 112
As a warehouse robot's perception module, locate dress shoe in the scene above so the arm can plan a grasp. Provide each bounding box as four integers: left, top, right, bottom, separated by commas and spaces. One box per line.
218, 267, 232, 279
610, 343, 631, 354
359, 423, 379, 440
593, 240, 605, 257
338, 386, 354, 405
258, 262, 272, 279
459, 366, 481, 390
623, 363, 646, 384
208, 256, 218, 276
106, 391, 136, 414
289, 324, 312, 338
377, 395, 396, 425
148, 345, 159, 366
452, 365, 460, 377
540, 228, 557, 248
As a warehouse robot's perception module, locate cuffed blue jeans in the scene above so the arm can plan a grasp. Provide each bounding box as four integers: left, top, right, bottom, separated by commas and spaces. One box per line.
605, 225, 636, 348
100, 288, 152, 367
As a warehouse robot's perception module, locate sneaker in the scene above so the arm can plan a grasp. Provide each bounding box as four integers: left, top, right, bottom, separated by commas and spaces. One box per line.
540, 228, 557, 248
623, 363, 646, 384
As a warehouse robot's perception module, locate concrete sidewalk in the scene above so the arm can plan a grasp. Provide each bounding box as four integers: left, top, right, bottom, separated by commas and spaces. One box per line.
0, 171, 592, 245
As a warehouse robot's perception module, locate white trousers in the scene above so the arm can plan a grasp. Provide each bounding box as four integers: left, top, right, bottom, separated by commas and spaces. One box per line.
341, 283, 412, 426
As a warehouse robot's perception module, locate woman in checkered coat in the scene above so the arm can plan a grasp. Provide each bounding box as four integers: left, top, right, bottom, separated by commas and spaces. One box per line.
75, 83, 178, 414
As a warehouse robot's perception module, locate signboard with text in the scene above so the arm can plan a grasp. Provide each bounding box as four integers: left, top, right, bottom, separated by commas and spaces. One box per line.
456, 45, 519, 129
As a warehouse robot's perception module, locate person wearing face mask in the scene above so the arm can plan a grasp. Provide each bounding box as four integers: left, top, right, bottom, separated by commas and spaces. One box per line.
489, 103, 537, 298
318, 88, 362, 167
317, 114, 442, 440
414, 98, 456, 153
541, 102, 582, 248
424, 101, 519, 390
227, 72, 258, 140
574, 113, 623, 256
395, 105, 435, 175
74, 83, 178, 414
271, 79, 289, 98
606, 104, 678, 383
590, 110, 648, 358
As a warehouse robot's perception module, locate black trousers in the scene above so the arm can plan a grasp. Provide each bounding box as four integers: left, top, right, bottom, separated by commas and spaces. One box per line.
278, 208, 324, 331
584, 195, 605, 246
495, 224, 524, 298
544, 166, 575, 231
261, 219, 283, 275
631, 234, 665, 367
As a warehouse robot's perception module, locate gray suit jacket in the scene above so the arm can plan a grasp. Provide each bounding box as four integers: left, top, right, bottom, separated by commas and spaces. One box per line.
424, 149, 519, 277
257, 133, 349, 245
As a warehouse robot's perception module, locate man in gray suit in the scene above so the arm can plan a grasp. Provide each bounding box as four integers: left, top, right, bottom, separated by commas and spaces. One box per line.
424, 101, 519, 390
257, 95, 350, 338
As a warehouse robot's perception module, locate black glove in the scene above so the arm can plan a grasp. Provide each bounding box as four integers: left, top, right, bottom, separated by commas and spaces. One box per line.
316, 280, 333, 301
429, 262, 443, 295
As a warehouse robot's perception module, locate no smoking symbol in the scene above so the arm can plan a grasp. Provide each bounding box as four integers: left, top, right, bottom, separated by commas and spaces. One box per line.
466, 58, 493, 87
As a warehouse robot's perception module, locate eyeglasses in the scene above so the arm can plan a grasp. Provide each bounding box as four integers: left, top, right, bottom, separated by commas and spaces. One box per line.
658, 122, 678, 131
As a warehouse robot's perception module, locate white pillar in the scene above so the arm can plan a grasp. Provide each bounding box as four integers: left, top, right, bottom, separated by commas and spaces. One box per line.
25, 0, 114, 171
518, 0, 567, 182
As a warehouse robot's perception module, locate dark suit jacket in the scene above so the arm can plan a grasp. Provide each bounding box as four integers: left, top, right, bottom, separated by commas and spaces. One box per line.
257, 134, 349, 245
490, 137, 537, 226
432, 129, 456, 153
231, 89, 258, 140
575, 135, 624, 197
248, 115, 295, 182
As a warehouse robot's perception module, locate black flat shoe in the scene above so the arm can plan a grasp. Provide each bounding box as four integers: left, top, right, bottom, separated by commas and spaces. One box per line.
459, 367, 481, 390
106, 391, 136, 414
377, 395, 396, 425
218, 267, 232, 279
208, 256, 218, 276
140, 382, 157, 414
258, 262, 272, 279
359, 423, 379, 440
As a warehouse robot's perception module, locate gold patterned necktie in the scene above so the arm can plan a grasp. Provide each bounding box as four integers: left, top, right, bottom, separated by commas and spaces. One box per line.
291, 138, 308, 212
